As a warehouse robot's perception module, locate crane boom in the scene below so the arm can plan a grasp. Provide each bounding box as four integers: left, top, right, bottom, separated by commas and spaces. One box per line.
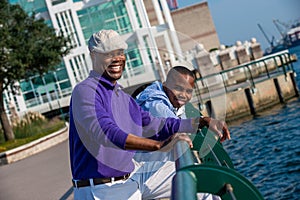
257, 23, 274, 47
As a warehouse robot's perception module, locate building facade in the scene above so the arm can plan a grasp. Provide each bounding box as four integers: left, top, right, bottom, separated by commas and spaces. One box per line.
5, 0, 220, 119
171, 2, 220, 52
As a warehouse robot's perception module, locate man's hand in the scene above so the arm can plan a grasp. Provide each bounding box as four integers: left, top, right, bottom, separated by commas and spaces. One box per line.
160, 133, 193, 152
199, 117, 231, 142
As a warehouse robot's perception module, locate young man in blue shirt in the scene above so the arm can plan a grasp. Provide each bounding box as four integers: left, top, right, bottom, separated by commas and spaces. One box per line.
135, 66, 222, 200
69, 29, 230, 200
136, 66, 198, 119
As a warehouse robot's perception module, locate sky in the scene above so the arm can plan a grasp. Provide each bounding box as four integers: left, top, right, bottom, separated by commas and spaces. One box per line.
176, 0, 300, 51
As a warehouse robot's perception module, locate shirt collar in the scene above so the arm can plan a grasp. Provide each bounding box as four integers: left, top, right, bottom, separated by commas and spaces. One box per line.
89, 70, 122, 89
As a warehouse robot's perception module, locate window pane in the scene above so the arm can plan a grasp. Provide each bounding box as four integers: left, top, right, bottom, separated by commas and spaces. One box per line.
24, 92, 35, 100
44, 73, 56, 84
56, 69, 69, 81
32, 77, 44, 89
20, 81, 32, 91
59, 81, 71, 90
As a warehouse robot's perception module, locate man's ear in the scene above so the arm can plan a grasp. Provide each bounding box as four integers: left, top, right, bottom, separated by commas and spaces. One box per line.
90, 52, 96, 61
163, 84, 173, 98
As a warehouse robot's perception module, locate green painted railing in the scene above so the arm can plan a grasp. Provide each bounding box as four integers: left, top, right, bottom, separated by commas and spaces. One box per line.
171, 131, 265, 200
194, 50, 297, 96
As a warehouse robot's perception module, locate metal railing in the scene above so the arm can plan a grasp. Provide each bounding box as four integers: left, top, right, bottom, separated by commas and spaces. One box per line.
195, 50, 296, 96
171, 131, 265, 200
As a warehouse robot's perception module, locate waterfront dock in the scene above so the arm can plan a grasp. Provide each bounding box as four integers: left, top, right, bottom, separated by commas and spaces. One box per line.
189, 48, 298, 122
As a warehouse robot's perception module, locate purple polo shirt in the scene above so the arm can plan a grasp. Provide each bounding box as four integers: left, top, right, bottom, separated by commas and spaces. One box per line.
69, 70, 196, 180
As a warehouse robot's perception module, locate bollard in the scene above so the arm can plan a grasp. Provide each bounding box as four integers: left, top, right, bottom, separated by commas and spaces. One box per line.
245, 88, 256, 115
205, 100, 215, 118
273, 78, 285, 103
289, 72, 299, 97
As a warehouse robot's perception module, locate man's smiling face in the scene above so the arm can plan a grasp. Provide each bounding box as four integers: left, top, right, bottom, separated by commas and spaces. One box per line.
164, 73, 195, 109
91, 49, 126, 84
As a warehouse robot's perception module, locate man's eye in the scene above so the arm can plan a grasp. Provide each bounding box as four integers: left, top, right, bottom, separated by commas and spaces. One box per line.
186, 90, 193, 94
174, 86, 184, 91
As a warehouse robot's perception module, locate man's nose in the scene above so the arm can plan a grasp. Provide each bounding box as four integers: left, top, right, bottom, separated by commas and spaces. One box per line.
178, 91, 186, 98
112, 55, 122, 61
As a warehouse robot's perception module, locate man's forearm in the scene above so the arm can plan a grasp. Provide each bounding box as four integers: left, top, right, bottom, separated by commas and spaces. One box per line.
125, 134, 162, 151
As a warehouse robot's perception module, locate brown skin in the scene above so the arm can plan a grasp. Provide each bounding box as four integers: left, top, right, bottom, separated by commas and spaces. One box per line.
163, 73, 195, 109
163, 73, 230, 142
202, 117, 231, 142
125, 133, 194, 151
90, 49, 126, 84
91, 50, 230, 151
91, 50, 167, 150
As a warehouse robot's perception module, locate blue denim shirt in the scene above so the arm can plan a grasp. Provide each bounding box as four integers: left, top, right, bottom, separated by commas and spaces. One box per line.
135, 81, 187, 119
69, 71, 196, 179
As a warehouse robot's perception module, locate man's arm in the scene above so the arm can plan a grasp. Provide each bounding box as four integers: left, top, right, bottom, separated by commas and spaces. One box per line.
124, 133, 193, 151
125, 134, 162, 151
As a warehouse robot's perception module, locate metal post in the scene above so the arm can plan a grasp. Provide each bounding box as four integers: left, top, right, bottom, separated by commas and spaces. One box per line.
171, 171, 197, 200
245, 88, 256, 115
274, 78, 285, 103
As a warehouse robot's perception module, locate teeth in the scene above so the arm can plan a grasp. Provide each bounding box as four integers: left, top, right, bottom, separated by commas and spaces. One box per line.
110, 66, 121, 70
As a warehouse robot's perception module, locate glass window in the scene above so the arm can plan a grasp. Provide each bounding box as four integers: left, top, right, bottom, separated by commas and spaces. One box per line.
77, 9, 87, 16
79, 15, 90, 25
125, 42, 144, 70
132, 0, 142, 28
32, 77, 44, 89
133, 59, 143, 67
20, 81, 33, 92
24, 92, 35, 101
44, 73, 56, 84
102, 8, 114, 19
83, 28, 93, 41
104, 21, 118, 30
56, 68, 69, 81
59, 81, 71, 90
78, 0, 132, 43
52, 0, 66, 6
54, 62, 65, 70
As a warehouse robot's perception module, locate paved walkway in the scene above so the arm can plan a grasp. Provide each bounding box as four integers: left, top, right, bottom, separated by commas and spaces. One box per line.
0, 140, 73, 200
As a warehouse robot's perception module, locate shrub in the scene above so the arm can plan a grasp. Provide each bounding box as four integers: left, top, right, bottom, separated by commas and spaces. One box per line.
13, 111, 47, 139
0, 112, 66, 152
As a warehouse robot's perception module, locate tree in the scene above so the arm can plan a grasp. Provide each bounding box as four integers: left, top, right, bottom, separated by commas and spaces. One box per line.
0, 0, 72, 141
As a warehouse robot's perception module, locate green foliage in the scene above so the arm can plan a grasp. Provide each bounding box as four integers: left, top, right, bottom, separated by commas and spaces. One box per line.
0, 114, 66, 152
0, 0, 72, 141
0, 1, 72, 91
12, 111, 47, 139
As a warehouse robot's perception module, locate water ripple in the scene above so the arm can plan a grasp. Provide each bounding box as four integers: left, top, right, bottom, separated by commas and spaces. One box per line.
224, 66, 300, 200
223, 47, 300, 200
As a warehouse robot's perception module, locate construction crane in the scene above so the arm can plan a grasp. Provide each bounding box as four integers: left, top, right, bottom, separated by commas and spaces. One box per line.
273, 19, 288, 38
257, 23, 275, 48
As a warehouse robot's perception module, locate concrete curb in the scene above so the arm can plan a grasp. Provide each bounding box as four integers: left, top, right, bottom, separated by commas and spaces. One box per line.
0, 122, 69, 166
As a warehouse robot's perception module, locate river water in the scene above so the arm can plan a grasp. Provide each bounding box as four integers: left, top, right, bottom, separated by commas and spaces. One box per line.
223, 46, 300, 200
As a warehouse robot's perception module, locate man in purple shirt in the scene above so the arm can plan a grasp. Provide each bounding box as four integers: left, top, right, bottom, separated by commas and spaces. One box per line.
69, 29, 230, 199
